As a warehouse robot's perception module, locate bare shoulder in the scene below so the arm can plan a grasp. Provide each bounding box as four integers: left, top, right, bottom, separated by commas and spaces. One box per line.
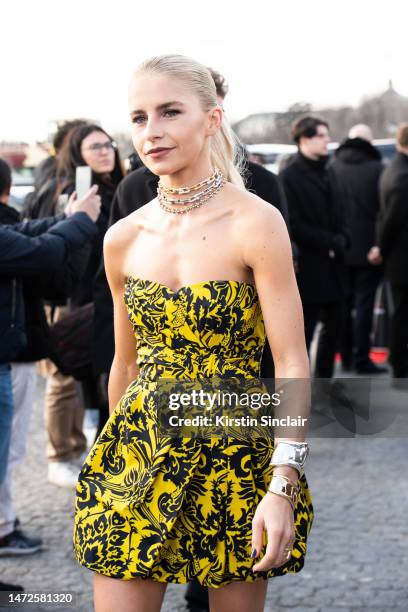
104, 199, 156, 252
225, 183, 288, 248
223, 184, 293, 278
103, 199, 156, 288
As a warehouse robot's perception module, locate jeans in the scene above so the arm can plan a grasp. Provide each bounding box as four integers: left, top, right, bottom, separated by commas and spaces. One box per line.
0, 363, 37, 538
0, 364, 13, 486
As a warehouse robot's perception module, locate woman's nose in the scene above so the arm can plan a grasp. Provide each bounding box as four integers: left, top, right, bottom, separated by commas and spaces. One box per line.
144, 117, 163, 141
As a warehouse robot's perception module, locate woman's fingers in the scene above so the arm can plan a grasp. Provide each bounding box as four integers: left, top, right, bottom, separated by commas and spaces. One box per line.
85, 184, 99, 198
252, 528, 283, 572
252, 527, 295, 572
251, 516, 264, 561
68, 190, 77, 204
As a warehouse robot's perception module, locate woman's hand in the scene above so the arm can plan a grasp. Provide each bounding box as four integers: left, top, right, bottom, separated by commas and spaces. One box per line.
66, 185, 101, 222
251, 492, 296, 572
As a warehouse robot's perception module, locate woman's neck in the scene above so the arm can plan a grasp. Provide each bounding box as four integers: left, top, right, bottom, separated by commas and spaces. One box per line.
159, 162, 214, 190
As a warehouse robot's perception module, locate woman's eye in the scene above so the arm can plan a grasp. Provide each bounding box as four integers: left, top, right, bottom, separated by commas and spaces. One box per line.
163, 109, 180, 118
132, 115, 146, 124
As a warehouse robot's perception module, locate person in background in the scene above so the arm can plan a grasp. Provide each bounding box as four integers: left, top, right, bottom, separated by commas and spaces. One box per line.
34, 124, 124, 487
24, 119, 96, 488
280, 116, 350, 380
24, 119, 90, 219
376, 123, 408, 386
0, 157, 100, 577
331, 124, 387, 374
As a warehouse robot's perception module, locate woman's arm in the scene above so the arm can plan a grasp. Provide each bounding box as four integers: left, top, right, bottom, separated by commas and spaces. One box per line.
241, 199, 311, 572
243, 201, 310, 452
103, 222, 139, 414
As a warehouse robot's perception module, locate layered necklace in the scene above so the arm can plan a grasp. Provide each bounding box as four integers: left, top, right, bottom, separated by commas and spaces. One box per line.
157, 167, 226, 214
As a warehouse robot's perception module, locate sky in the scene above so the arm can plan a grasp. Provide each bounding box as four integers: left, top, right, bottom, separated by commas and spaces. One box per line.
2, 0, 408, 142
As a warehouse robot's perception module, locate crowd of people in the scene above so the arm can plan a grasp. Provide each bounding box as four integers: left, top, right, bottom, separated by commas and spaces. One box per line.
1, 65, 408, 607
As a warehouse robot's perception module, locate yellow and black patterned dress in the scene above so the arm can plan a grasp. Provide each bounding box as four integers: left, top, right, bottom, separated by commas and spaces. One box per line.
73, 277, 314, 587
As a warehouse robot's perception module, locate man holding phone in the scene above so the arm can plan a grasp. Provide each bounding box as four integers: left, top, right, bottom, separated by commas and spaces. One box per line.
0, 157, 101, 573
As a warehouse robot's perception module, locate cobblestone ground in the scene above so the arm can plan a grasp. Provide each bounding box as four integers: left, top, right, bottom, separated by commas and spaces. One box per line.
1, 371, 407, 612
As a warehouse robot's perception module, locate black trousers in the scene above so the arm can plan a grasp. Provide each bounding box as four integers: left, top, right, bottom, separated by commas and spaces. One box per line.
341, 266, 383, 367
389, 284, 408, 377
302, 300, 345, 378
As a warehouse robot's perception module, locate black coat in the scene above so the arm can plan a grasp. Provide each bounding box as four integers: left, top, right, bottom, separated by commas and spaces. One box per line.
331, 138, 383, 267
0, 203, 95, 362
0, 212, 97, 363
92, 164, 290, 375
280, 152, 349, 303
378, 151, 408, 284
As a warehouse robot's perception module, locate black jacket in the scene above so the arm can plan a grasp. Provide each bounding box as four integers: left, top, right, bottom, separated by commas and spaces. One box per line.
280, 152, 349, 303
331, 138, 383, 267
0, 212, 97, 363
92, 164, 290, 375
378, 151, 408, 284
0, 202, 94, 361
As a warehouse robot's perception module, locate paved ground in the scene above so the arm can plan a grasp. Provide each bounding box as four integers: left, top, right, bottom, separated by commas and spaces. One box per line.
1, 369, 407, 611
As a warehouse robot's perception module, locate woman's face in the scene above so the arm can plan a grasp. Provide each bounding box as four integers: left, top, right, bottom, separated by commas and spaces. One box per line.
80, 130, 116, 174
128, 73, 221, 176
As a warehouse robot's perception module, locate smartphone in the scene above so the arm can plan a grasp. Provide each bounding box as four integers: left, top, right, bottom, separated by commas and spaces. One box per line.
75, 166, 92, 201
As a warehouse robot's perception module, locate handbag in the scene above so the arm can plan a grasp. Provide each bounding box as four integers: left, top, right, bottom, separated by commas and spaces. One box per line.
48, 302, 95, 380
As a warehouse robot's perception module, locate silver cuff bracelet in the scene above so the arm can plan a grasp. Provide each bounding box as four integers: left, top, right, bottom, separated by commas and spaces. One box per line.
270, 441, 309, 475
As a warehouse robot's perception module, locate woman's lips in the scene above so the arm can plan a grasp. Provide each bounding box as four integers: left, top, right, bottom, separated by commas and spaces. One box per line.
147, 147, 174, 159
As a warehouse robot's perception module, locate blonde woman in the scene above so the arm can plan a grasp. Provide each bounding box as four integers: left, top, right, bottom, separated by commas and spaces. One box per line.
74, 54, 313, 612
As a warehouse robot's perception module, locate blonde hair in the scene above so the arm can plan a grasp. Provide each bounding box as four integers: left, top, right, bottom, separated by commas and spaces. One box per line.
133, 54, 245, 187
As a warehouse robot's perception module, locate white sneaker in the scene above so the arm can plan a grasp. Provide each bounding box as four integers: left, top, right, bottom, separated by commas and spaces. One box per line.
83, 409, 99, 447
47, 461, 79, 487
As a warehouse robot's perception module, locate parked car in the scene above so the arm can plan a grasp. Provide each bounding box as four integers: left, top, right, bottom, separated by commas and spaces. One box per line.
246, 143, 296, 174
371, 138, 396, 163
246, 139, 396, 174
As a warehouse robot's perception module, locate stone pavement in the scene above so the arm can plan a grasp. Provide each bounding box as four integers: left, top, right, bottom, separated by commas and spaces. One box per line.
1, 371, 407, 612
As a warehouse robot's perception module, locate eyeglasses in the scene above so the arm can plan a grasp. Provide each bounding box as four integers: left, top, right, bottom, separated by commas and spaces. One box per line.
84, 141, 117, 153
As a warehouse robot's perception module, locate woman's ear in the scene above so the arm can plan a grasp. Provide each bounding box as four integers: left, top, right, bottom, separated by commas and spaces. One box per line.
207, 107, 223, 134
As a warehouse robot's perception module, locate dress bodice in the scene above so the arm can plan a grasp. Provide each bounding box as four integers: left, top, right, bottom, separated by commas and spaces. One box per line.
124, 277, 266, 381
